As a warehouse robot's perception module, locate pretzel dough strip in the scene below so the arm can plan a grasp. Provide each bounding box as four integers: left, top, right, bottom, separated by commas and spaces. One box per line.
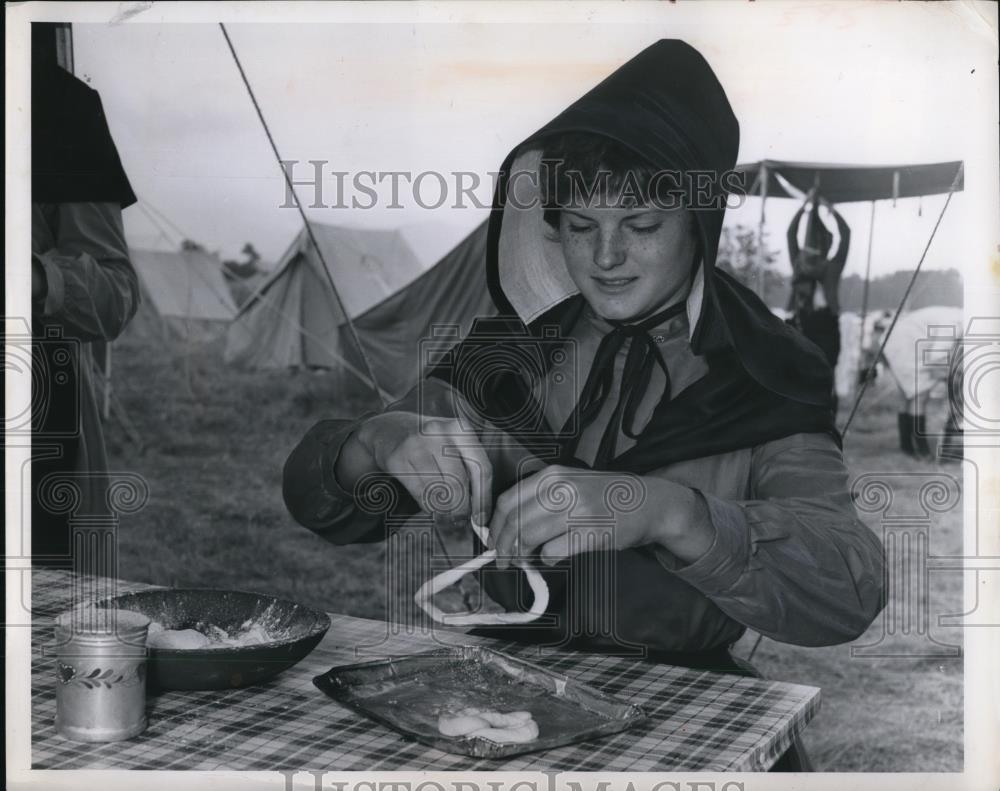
414, 521, 549, 626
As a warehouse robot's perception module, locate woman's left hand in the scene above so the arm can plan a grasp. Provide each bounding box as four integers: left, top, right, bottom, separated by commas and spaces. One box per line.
487, 465, 716, 569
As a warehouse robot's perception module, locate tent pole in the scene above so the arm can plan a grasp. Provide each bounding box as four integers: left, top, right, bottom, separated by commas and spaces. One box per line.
219, 24, 387, 409
855, 200, 877, 397
756, 163, 768, 300
842, 162, 963, 437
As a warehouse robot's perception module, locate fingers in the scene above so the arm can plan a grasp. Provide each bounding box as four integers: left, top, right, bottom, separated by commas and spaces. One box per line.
381, 417, 493, 522
489, 482, 522, 567
433, 425, 493, 522
450, 441, 494, 526
490, 471, 563, 569
538, 534, 571, 566
382, 451, 465, 518
489, 467, 637, 569
488, 476, 519, 555
382, 454, 431, 508
428, 454, 473, 518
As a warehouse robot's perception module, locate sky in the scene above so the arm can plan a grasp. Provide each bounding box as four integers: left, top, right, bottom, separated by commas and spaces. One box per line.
67, 5, 995, 280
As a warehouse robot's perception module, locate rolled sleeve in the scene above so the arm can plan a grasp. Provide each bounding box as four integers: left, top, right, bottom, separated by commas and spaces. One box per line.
35, 252, 67, 316
32, 202, 140, 341
655, 433, 886, 647
655, 491, 750, 594
283, 416, 380, 543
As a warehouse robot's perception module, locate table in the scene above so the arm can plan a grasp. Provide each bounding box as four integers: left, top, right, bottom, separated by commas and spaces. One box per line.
30, 569, 820, 771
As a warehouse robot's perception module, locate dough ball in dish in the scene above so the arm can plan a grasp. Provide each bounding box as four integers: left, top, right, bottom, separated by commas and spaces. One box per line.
437, 713, 491, 737
148, 628, 212, 649
456, 707, 532, 727
437, 707, 539, 743
477, 710, 532, 728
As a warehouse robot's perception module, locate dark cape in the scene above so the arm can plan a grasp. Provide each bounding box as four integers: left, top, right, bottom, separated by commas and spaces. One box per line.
433, 40, 836, 470
425, 41, 837, 657
31, 52, 135, 564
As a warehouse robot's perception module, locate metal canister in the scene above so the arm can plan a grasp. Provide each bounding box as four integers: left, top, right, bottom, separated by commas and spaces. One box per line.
54, 606, 150, 742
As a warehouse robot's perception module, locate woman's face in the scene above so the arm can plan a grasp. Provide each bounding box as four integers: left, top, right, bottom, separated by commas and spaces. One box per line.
557, 203, 698, 322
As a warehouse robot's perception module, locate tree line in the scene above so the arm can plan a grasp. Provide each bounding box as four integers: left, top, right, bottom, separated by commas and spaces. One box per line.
716, 224, 963, 312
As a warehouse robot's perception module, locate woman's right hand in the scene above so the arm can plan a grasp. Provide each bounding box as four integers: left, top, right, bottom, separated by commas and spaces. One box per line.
351, 411, 494, 524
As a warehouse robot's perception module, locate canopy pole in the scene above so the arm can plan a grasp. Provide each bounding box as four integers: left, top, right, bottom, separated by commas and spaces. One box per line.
219, 24, 388, 409
854, 200, 877, 399
756, 163, 768, 300
842, 163, 964, 437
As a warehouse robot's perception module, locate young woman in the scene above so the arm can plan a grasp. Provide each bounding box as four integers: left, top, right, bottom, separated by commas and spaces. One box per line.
284, 39, 884, 691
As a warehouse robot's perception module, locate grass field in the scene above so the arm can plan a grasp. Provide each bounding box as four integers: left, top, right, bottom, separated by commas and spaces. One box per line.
104, 328, 964, 772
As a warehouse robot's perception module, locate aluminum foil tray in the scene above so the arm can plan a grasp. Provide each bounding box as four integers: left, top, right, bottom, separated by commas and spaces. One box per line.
312, 645, 647, 759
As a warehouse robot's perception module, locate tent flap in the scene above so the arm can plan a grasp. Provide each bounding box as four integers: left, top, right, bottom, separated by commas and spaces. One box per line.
224, 220, 496, 399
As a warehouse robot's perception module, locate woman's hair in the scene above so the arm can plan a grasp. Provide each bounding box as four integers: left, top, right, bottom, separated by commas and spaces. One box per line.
539, 132, 680, 229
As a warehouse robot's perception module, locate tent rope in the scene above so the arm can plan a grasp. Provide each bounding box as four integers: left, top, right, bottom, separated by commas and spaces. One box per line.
141, 198, 191, 245
219, 23, 386, 410
232, 288, 395, 397
88, 354, 145, 453
219, 24, 458, 574
841, 162, 964, 438
854, 200, 877, 397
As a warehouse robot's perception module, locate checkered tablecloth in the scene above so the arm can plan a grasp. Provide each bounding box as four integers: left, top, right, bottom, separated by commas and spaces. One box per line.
29, 569, 820, 771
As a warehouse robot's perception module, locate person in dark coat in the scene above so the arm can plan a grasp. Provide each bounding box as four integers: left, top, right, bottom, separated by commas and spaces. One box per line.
31, 23, 140, 568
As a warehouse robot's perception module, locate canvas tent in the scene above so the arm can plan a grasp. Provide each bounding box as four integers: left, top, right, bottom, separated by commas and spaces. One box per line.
880, 306, 964, 401
223, 266, 268, 308
224, 220, 494, 399
127, 247, 238, 339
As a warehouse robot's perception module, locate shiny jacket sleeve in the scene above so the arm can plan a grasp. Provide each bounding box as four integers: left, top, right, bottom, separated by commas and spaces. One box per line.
654, 432, 886, 646
281, 415, 402, 545
282, 378, 464, 542
33, 202, 140, 342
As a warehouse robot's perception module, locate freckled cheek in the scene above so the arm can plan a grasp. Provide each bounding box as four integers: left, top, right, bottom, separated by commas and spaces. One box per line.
631, 231, 692, 280
561, 238, 596, 273
629, 242, 667, 276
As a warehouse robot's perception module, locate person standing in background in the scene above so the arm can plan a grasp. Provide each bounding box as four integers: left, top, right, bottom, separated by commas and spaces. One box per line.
31, 23, 140, 568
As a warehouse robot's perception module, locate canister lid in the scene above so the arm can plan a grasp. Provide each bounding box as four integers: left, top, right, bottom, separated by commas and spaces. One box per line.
55, 606, 150, 636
